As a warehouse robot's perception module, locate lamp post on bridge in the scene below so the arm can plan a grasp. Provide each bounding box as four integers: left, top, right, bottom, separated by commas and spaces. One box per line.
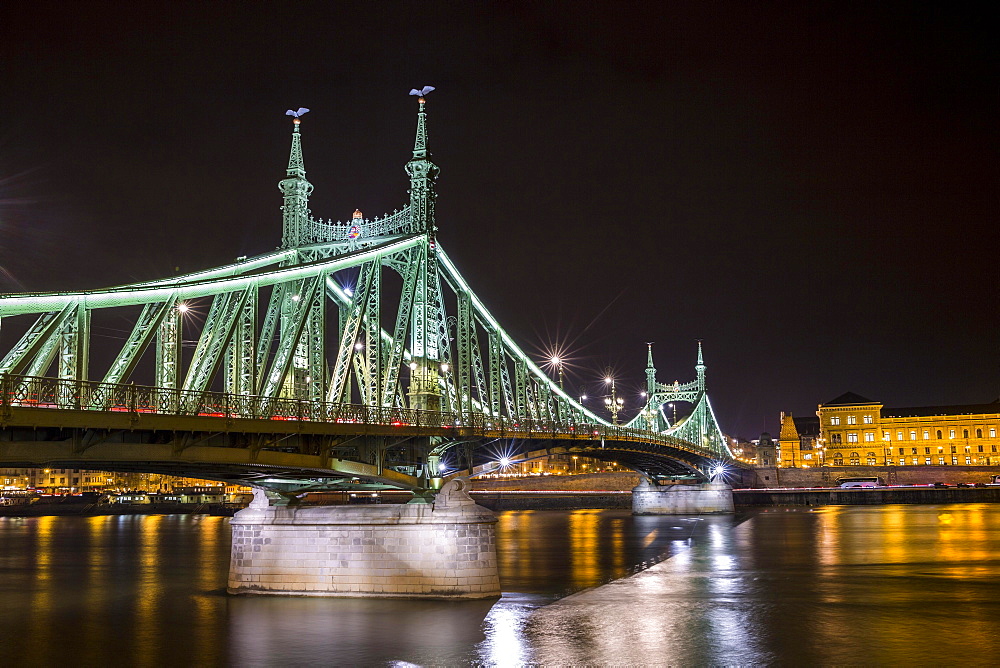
603, 376, 624, 425
550, 355, 564, 390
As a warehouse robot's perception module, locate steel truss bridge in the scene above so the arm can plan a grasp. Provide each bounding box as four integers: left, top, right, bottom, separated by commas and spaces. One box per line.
0, 94, 734, 498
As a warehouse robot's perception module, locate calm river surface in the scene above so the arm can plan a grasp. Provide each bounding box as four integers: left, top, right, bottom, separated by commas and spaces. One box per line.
2, 505, 999, 666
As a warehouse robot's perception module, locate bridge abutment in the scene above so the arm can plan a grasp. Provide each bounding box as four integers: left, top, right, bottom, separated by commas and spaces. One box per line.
632, 480, 735, 514
227, 480, 500, 599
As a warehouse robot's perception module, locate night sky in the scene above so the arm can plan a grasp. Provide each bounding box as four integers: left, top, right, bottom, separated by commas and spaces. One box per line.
1, 2, 996, 439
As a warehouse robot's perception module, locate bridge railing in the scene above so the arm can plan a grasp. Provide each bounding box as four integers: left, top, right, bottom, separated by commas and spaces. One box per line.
0, 373, 706, 453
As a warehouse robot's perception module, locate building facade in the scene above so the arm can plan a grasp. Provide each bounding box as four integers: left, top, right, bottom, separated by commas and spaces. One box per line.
777, 413, 822, 468
816, 392, 1000, 467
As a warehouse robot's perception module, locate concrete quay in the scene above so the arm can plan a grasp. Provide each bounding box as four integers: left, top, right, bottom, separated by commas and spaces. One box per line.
735, 485, 1000, 507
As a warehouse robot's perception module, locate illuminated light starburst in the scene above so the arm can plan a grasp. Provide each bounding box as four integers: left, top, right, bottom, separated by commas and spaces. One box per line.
482, 441, 522, 475
708, 461, 735, 483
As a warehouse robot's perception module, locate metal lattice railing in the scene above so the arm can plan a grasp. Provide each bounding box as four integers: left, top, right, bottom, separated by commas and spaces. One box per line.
0, 373, 706, 451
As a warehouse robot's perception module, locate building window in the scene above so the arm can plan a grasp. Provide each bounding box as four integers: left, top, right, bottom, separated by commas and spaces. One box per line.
863, 415, 872, 424
850, 453, 860, 465
897, 430, 903, 440
912, 457, 919, 465
938, 457, 945, 465
847, 415, 857, 425
965, 446, 971, 453
992, 445, 997, 453
883, 431, 891, 441
976, 428, 983, 438
899, 458, 905, 466
834, 455, 844, 466
952, 456, 958, 465
936, 430, 942, 439
864, 432, 874, 442
925, 457, 931, 465
991, 428, 997, 438
937, 446, 944, 453
923, 430, 930, 439
966, 456, 972, 465
898, 447, 905, 455
831, 433, 842, 444
911, 448, 917, 455
951, 445, 957, 453
910, 431, 917, 440
847, 433, 859, 443
866, 453, 877, 465
949, 429, 956, 439
978, 445, 984, 453
830, 416, 841, 426
964, 429, 969, 438
924, 447, 931, 455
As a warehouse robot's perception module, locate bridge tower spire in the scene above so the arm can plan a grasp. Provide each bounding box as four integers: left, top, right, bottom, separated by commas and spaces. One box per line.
645, 342, 656, 396
405, 90, 440, 233
279, 113, 314, 249
695, 340, 706, 392
405, 88, 445, 412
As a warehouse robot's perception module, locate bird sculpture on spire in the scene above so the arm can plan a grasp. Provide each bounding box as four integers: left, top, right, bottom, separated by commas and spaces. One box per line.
285, 107, 310, 118
409, 86, 435, 97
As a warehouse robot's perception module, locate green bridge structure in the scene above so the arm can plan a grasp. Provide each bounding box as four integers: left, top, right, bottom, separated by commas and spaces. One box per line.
0, 92, 739, 598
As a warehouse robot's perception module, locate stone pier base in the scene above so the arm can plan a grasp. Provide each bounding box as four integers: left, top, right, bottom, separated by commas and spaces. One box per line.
228, 480, 500, 599
632, 480, 735, 515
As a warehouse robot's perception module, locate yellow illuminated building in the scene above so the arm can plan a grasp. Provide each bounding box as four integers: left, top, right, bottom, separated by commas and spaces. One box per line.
816, 392, 1000, 467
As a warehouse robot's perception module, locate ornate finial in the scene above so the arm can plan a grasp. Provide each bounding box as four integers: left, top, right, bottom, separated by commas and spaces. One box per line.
353, 209, 363, 220
405, 86, 439, 232
285, 107, 310, 133
645, 342, 656, 396
695, 340, 706, 391
408, 86, 434, 159
279, 108, 314, 249
409, 86, 435, 99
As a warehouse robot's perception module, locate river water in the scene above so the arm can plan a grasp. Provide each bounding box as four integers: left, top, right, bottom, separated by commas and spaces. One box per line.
1, 505, 999, 666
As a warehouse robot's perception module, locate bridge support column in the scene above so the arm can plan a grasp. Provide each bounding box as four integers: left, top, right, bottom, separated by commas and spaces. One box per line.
632, 480, 734, 515
227, 480, 500, 599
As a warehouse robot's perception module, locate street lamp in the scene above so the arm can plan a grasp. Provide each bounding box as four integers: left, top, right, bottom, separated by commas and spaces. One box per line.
603, 376, 624, 425
550, 355, 564, 389
668, 402, 677, 424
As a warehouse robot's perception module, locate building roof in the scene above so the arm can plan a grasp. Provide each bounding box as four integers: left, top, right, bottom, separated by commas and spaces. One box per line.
822, 391, 877, 406
884, 401, 1000, 418
792, 416, 820, 436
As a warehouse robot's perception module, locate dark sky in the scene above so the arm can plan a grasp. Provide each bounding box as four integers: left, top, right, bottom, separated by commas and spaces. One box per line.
1, 1, 996, 438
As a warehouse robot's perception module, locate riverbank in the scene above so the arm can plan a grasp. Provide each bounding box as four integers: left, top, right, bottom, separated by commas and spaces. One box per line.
734, 485, 1000, 506
0, 503, 241, 517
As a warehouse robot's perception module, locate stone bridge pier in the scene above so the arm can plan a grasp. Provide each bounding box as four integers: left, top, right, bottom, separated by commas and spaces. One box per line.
632, 479, 735, 514
227, 480, 500, 598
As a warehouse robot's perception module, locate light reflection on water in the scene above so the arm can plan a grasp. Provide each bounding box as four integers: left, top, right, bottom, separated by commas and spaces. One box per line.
1, 505, 999, 665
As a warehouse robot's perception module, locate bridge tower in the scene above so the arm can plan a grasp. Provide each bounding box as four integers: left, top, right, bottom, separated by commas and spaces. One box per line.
405, 92, 446, 412
630, 341, 736, 514
279, 114, 313, 249
645, 343, 656, 397
277, 115, 323, 402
